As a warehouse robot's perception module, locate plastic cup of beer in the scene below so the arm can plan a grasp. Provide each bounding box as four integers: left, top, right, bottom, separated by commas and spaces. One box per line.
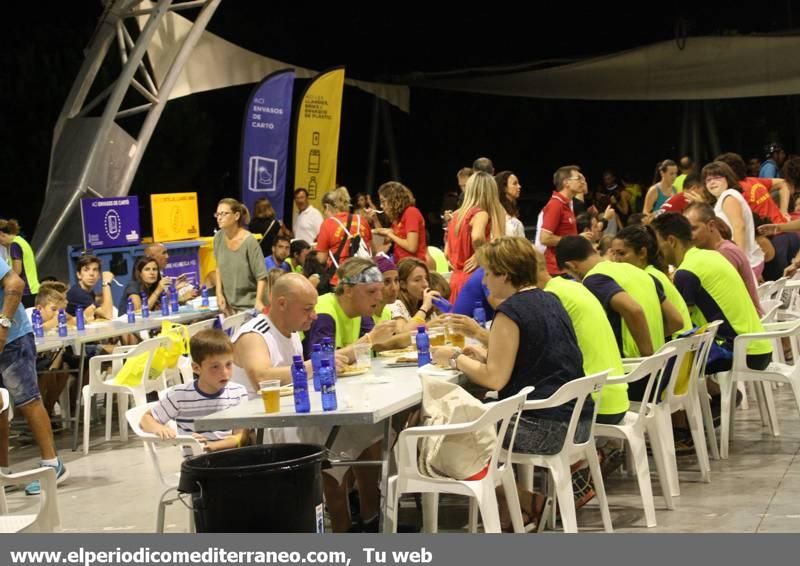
428, 327, 445, 347
259, 380, 281, 413
353, 343, 372, 371
447, 326, 466, 348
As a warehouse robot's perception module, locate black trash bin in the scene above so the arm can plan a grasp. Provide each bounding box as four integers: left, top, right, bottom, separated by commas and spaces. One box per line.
178, 443, 326, 533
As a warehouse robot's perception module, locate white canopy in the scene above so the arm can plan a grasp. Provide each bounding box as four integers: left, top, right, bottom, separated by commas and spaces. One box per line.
416, 35, 800, 101
138, 4, 409, 111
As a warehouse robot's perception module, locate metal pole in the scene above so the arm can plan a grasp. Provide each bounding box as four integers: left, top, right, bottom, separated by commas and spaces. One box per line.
118, 0, 222, 195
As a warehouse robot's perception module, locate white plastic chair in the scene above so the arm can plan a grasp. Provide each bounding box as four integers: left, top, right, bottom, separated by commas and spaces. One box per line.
186, 318, 216, 337
81, 336, 171, 455
0, 388, 61, 533
756, 281, 775, 301
126, 402, 203, 532
221, 310, 255, 337
718, 319, 800, 458
506, 371, 612, 533
384, 387, 533, 534
595, 349, 675, 527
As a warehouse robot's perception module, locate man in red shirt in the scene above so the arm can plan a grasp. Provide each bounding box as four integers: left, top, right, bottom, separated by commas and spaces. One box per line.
539, 165, 583, 275
658, 174, 703, 215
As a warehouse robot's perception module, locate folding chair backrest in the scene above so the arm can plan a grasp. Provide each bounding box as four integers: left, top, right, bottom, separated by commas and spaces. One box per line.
126, 402, 182, 489
608, 349, 674, 426
757, 281, 774, 301
760, 299, 782, 323
523, 371, 609, 452
482, 387, 532, 474
768, 277, 788, 301
221, 310, 255, 337
187, 318, 215, 338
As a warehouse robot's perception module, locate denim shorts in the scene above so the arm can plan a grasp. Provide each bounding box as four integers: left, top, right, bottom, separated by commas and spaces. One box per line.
0, 333, 41, 407
504, 414, 592, 456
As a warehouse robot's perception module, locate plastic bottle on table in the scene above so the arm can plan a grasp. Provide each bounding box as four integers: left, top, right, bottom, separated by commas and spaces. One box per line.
311, 343, 323, 392
319, 359, 337, 411
160, 293, 170, 316
321, 337, 337, 382
291, 355, 311, 413
57, 308, 68, 337
415, 325, 431, 367
200, 285, 209, 308
127, 297, 136, 324
169, 285, 180, 313
140, 293, 150, 318
32, 308, 44, 338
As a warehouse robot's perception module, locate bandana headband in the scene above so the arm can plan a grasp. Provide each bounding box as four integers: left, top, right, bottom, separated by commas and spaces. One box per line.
341, 266, 383, 285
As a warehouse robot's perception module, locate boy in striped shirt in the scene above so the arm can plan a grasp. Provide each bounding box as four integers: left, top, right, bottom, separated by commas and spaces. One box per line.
141, 329, 249, 452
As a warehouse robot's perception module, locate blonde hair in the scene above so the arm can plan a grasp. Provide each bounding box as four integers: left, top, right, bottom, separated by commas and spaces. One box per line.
321, 187, 351, 213
477, 237, 538, 288
217, 198, 250, 226
452, 172, 505, 240
35, 284, 67, 308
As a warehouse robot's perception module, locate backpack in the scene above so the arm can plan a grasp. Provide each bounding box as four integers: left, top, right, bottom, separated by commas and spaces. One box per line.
329, 213, 371, 268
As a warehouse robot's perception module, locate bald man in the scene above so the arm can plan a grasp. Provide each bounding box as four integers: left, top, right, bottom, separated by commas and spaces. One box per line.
232, 273, 319, 394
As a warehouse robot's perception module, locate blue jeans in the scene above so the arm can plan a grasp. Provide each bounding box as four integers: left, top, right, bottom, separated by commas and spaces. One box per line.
0, 333, 41, 407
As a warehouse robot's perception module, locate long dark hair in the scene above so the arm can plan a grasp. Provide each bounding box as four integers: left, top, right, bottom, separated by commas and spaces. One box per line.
495, 170, 519, 217
133, 256, 161, 294
615, 224, 667, 273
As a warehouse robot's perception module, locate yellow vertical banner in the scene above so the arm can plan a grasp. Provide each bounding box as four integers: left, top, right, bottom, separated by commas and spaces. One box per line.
294, 67, 345, 212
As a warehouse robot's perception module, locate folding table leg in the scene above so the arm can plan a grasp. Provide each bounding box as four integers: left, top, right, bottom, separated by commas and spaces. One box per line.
71, 344, 86, 451
379, 417, 393, 533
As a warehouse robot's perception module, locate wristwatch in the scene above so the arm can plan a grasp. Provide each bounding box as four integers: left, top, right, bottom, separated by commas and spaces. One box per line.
448, 348, 463, 370
0, 314, 13, 329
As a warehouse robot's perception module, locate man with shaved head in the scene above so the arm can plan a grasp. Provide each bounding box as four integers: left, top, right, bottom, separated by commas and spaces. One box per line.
232, 272, 318, 395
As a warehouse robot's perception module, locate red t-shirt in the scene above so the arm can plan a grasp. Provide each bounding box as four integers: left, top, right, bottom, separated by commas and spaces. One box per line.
315, 212, 373, 266
659, 193, 690, 214
540, 191, 576, 275
740, 177, 785, 224
392, 206, 427, 262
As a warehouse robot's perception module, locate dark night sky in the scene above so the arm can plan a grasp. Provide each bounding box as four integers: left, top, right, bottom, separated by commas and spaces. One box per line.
2, 1, 799, 241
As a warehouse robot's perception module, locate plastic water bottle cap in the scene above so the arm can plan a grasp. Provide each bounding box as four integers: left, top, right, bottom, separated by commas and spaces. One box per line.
312, 343, 321, 352
417, 325, 426, 332
292, 355, 303, 364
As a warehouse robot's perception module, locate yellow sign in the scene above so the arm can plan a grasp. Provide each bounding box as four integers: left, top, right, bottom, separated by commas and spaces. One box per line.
294, 68, 345, 213
150, 192, 200, 242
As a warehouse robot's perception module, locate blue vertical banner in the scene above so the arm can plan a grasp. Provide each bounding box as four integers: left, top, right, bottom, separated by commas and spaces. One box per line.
240, 69, 295, 220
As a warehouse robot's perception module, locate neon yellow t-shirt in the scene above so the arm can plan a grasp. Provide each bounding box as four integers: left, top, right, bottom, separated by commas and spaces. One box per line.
545, 277, 628, 415
584, 261, 666, 359
674, 248, 772, 356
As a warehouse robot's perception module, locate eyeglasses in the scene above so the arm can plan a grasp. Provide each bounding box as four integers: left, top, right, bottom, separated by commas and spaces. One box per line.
705, 175, 724, 183
213, 211, 232, 218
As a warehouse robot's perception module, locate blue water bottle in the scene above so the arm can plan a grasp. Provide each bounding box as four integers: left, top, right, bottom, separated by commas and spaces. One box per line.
200, 285, 209, 308
140, 293, 150, 318
160, 293, 170, 316
170, 285, 180, 313
319, 359, 337, 411
432, 295, 453, 313
126, 297, 135, 324
321, 337, 337, 382
75, 306, 85, 331
291, 355, 311, 413
473, 301, 487, 328
32, 308, 44, 338
416, 325, 431, 367
57, 308, 68, 337
311, 343, 323, 392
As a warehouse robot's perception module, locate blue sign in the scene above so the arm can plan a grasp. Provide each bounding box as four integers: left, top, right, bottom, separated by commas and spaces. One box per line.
162, 248, 200, 289
240, 69, 295, 220
80, 196, 141, 249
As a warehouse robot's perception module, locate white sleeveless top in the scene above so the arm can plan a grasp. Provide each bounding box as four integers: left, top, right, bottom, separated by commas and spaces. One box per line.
231, 314, 303, 398
714, 189, 764, 270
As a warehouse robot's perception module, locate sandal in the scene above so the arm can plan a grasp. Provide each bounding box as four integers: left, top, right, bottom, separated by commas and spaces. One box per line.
572, 467, 595, 509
